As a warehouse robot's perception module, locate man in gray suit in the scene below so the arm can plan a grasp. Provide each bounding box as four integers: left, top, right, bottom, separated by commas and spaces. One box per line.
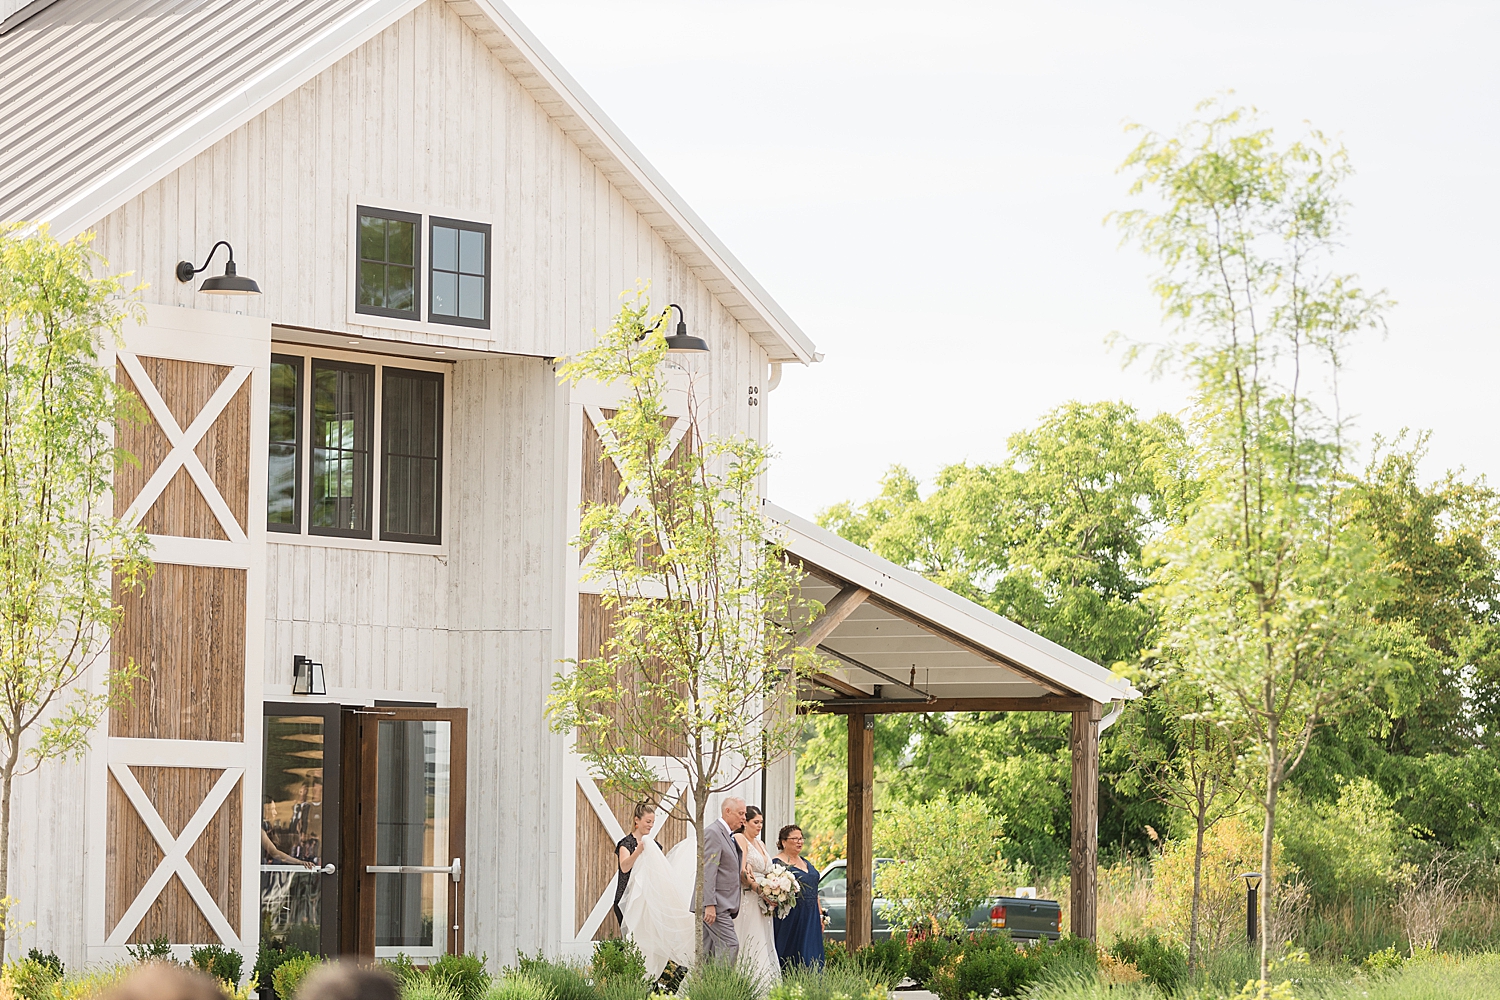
701, 796, 746, 961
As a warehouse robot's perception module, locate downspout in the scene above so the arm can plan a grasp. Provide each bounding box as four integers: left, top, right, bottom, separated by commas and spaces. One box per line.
1098, 700, 1125, 734
766, 362, 783, 393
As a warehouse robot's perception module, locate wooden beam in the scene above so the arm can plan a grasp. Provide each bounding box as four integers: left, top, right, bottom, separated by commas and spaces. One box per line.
810, 672, 867, 698
793, 584, 870, 650
846, 712, 875, 949
1069, 700, 1103, 941
805, 695, 1091, 715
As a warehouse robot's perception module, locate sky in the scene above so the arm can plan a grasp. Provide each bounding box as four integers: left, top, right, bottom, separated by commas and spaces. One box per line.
504, 0, 1500, 518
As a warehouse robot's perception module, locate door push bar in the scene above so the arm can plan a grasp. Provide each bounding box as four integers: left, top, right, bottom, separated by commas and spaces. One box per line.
261, 863, 337, 875
366, 858, 463, 883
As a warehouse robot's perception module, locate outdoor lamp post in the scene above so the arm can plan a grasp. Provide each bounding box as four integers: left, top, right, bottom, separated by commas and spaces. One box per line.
176, 240, 261, 295
1241, 871, 1263, 944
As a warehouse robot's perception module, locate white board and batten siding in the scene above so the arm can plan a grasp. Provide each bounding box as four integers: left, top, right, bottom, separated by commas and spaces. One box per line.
15, 0, 779, 968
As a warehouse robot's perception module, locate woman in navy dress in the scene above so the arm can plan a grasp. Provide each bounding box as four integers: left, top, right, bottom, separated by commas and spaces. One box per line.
771, 825, 826, 970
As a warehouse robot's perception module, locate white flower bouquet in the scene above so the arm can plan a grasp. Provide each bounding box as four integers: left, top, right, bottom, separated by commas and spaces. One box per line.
756, 865, 799, 918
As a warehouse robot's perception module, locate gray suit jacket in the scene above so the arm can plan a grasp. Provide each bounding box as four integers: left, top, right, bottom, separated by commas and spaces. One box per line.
702, 819, 743, 917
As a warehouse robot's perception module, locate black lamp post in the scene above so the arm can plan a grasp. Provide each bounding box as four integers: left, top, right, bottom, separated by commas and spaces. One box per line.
661, 303, 709, 354
1241, 871, 1263, 944
176, 241, 261, 295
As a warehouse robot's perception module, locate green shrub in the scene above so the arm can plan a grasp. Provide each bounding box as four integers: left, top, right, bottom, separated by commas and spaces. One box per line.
927, 938, 1043, 1000
403, 980, 461, 1000
1363, 945, 1405, 976
1108, 934, 1185, 993
590, 939, 649, 986
26, 949, 63, 978
904, 934, 960, 987
254, 942, 307, 1000
5, 955, 63, 1000
125, 935, 173, 962
190, 944, 244, 986
772, 963, 892, 1000
381, 954, 421, 986
825, 939, 909, 986
484, 974, 555, 1000
47, 964, 133, 1000
272, 953, 323, 999
593, 978, 648, 1000
1283, 779, 1412, 903
681, 961, 758, 1000
515, 954, 594, 1000
427, 953, 492, 1000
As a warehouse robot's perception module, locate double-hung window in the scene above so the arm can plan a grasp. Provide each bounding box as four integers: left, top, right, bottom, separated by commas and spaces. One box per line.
267, 353, 445, 546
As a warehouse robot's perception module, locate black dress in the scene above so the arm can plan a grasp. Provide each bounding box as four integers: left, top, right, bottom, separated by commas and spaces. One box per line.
612, 834, 638, 925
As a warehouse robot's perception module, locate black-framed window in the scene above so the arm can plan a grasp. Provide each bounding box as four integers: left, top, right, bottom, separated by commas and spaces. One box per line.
428, 217, 490, 328
310, 360, 375, 538
356, 207, 421, 320
381, 368, 443, 544
267, 355, 303, 532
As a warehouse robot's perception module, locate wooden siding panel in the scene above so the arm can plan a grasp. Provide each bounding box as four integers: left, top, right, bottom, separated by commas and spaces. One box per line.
111, 565, 247, 742
194, 376, 251, 534
114, 364, 170, 514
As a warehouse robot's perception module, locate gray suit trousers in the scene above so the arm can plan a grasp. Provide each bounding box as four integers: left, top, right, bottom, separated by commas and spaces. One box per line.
702, 908, 739, 961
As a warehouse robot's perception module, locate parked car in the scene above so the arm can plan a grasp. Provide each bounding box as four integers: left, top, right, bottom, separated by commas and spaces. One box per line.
817, 858, 1062, 942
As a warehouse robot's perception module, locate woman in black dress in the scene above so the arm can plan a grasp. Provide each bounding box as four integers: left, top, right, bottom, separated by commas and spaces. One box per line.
613, 802, 656, 929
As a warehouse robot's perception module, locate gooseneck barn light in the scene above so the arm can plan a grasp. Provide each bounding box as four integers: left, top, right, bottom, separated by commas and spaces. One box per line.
653, 303, 709, 354
176, 241, 261, 295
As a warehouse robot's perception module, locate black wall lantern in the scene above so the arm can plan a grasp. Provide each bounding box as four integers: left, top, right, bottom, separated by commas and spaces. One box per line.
292, 655, 326, 696
661, 303, 709, 354
176, 241, 261, 295
1240, 871, 1262, 943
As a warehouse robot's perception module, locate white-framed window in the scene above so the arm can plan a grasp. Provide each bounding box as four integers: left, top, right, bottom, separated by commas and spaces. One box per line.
266, 345, 449, 549
348, 199, 493, 336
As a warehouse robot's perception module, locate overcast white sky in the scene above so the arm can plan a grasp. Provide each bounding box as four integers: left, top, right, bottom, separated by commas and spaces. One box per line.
506, 0, 1500, 517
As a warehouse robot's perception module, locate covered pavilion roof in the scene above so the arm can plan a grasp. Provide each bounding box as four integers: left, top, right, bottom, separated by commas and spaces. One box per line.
765, 503, 1139, 712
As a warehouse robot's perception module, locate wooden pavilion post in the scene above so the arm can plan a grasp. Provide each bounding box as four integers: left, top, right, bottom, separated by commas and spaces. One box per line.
846, 711, 875, 948
1069, 700, 1103, 940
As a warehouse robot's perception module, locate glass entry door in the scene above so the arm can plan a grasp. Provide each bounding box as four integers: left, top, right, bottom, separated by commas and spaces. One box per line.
350, 707, 467, 958
261, 703, 341, 956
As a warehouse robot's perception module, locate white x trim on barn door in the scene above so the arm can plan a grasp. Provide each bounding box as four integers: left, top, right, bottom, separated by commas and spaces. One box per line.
575, 769, 687, 941
578, 404, 690, 581
104, 760, 244, 948
117, 351, 252, 544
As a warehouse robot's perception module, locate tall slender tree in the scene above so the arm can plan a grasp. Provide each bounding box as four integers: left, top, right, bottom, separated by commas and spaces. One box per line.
0, 225, 150, 956
547, 292, 821, 965
1116, 101, 1392, 982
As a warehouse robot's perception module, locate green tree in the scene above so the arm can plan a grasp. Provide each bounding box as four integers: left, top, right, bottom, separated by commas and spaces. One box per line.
815, 401, 1184, 871
545, 292, 821, 964
0, 224, 151, 955
1117, 100, 1392, 981
873, 794, 1013, 934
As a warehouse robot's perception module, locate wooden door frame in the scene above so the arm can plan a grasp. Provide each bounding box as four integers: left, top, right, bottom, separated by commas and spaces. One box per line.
262, 702, 343, 957
348, 707, 468, 959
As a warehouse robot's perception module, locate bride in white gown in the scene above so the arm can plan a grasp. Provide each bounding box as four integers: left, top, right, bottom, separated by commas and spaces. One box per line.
618, 807, 779, 983
732, 807, 780, 985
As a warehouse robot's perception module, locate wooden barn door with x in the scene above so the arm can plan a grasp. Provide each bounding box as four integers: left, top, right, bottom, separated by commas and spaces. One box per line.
86, 303, 270, 962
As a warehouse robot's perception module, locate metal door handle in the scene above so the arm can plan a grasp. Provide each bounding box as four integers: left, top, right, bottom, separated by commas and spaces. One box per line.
366, 858, 462, 882
261, 863, 336, 875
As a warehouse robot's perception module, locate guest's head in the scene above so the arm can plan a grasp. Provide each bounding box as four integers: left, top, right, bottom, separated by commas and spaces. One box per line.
744, 805, 764, 840
103, 963, 222, 1000
721, 795, 747, 831
777, 824, 805, 856
632, 800, 657, 835
296, 963, 400, 1000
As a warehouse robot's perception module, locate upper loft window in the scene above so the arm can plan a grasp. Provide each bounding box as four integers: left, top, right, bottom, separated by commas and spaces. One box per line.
356, 207, 421, 320
429, 218, 490, 328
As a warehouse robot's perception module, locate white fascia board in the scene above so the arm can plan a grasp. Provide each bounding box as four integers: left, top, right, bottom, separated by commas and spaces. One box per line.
470, 0, 819, 366
46, 0, 427, 240
765, 502, 1140, 705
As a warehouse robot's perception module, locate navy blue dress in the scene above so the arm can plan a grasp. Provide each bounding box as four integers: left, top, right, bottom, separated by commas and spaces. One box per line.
772, 857, 825, 970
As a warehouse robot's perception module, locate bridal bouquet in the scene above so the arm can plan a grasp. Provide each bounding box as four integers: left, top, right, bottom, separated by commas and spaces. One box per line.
756, 866, 799, 918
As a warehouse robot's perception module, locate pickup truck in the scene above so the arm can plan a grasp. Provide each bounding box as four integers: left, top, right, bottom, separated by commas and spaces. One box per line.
817, 858, 1062, 943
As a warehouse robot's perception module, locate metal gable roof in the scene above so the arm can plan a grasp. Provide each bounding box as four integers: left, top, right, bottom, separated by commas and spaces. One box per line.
765, 501, 1140, 707
0, 0, 819, 365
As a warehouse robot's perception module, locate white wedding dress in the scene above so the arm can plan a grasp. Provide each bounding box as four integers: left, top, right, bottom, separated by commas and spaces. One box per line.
733, 837, 780, 986
620, 827, 699, 977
